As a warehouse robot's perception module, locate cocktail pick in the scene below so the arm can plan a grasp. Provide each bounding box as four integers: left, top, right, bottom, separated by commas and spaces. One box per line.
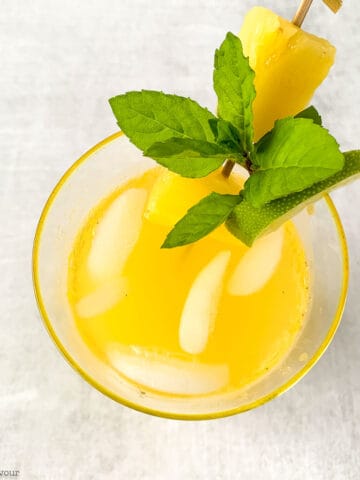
293, 0, 343, 27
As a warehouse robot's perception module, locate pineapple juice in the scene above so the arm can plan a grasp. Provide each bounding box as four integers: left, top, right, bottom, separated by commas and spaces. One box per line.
67, 167, 310, 396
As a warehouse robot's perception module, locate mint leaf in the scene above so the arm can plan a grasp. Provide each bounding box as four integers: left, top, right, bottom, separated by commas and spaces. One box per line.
295, 106, 322, 126
213, 32, 256, 154
109, 91, 216, 151
244, 117, 344, 208
209, 118, 243, 153
162, 192, 241, 248
144, 138, 230, 177
226, 150, 360, 246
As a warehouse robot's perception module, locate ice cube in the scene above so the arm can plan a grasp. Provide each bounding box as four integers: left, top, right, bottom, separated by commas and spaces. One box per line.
228, 227, 284, 296
179, 251, 231, 355
87, 188, 147, 281
76, 278, 127, 318
108, 345, 229, 395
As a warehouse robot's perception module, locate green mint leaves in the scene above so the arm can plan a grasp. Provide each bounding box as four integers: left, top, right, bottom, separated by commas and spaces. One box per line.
145, 139, 232, 178
214, 32, 256, 154
109, 32, 358, 248
295, 105, 322, 125
209, 118, 243, 154
244, 117, 344, 208
109, 92, 216, 149
109, 91, 239, 178
163, 193, 241, 248
226, 151, 360, 246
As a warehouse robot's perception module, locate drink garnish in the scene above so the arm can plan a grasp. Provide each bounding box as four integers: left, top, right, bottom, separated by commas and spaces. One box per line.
109, 32, 359, 248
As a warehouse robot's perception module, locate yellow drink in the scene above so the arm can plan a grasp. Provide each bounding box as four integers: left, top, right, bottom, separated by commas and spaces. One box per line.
68, 167, 309, 396
31, 4, 349, 416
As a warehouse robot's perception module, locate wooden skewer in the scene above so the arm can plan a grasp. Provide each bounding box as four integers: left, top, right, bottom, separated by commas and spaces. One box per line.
222, 158, 236, 178
221, 161, 234, 178
293, 0, 314, 27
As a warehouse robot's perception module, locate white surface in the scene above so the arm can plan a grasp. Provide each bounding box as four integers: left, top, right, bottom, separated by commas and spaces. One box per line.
0, 0, 359, 478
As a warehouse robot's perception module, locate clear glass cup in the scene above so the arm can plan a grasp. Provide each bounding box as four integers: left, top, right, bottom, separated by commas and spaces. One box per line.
32, 132, 349, 419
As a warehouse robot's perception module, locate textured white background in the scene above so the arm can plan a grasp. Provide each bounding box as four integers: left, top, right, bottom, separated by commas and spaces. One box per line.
1, 1, 360, 479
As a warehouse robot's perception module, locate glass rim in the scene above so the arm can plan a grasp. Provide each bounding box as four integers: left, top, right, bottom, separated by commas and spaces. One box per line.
32, 131, 350, 420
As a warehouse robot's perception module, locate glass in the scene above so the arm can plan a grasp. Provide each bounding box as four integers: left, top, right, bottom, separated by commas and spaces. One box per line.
32, 132, 349, 419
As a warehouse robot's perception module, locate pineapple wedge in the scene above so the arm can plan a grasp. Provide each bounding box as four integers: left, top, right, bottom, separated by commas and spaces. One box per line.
144, 168, 244, 246
240, 6, 336, 140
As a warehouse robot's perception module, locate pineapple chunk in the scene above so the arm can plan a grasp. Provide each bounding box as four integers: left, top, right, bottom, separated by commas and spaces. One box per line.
145, 169, 242, 225
145, 169, 211, 226
240, 6, 336, 140
145, 168, 244, 246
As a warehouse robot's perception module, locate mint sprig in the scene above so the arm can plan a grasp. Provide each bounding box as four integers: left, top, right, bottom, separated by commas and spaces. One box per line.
109, 33, 359, 248
214, 32, 256, 155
